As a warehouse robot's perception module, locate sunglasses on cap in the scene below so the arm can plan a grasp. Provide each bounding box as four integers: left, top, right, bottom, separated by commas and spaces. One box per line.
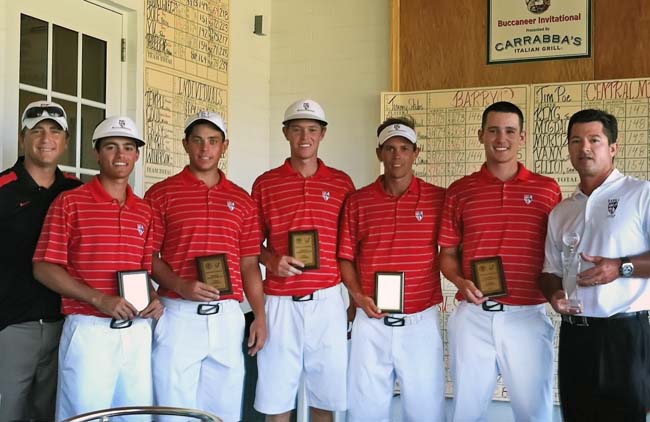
24, 105, 66, 119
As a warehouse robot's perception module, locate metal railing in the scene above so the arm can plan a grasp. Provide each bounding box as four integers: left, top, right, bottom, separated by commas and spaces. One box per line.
62, 406, 222, 422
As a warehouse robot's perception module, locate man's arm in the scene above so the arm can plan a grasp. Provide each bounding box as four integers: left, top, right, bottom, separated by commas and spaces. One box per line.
33, 261, 137, 320
259, 245, 304, 277
241, 255, 266, 356
151, 254, 220, 302
537, 271, 578, 314
439, 246, 486, 305
577, 252, 650, 286
339, 259, 383, 319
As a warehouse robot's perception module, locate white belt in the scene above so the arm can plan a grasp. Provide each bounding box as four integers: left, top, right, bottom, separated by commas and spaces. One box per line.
270, 284, 342, 302
161, 297, 240, 315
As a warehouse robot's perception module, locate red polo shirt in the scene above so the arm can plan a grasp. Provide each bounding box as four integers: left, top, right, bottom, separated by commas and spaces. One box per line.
338, 176, 445, 314
33, 176, 154, 317
439, 163, 561, 305
252, 159, 355, 296
145, 167, 261, 302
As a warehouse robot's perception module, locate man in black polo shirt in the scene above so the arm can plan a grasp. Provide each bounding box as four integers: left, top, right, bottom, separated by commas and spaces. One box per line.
0, 101, 82, 421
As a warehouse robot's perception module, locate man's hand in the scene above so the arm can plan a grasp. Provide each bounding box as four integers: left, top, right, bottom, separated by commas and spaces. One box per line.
140, 296, 164, 320
549, 289, 582, 315
455, 278, 487, 305
266, 254, 304, 277
577, 253, 620, 287
247, 316, 267, 356
93, 294, 137, 320
176, 280, 221, 302
351, 292, 385, 319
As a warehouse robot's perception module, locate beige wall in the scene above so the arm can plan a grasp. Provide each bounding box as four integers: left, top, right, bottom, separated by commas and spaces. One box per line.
269, 0, 391, 187
228, 0, 272, 191
0, 0, 391, 190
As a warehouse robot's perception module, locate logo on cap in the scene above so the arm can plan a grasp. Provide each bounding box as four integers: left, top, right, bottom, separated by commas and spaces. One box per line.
118, 119, 127, 128
393, 124, 401, 131
303, 102, 310, 111
227, 200, 236, 211
199, 111, 210, 118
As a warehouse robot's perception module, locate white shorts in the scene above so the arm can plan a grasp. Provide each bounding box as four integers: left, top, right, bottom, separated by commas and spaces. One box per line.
448, 301, 554, 422
254, 285, 347, 414
347, 306, 445, 422
153, 298, 245, 422
55, 315, 153, 421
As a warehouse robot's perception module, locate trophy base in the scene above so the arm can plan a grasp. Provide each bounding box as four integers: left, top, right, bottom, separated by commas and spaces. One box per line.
566, 299, 583, 314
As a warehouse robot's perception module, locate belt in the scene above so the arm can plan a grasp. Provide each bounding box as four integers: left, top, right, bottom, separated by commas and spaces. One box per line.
561, 311, 649, 327
38, 316, 64, 323
269, 285, 341, 302
383, 306, 436, 327
160, 297, 240, 316
480, 300, 536, 312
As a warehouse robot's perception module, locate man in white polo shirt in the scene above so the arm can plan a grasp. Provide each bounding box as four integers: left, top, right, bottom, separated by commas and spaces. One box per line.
540, 108, 650, 422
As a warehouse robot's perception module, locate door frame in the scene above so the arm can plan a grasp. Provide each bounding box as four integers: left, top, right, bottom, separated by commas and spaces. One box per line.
0, 0, 146, 194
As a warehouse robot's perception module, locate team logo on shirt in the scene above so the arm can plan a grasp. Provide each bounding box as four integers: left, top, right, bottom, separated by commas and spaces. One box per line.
227, 200, 236, 211
523, 194, 533, 204
415, 210, 424, 221
137, 223, 145, 236
322, 191, 330, 201
607, 198, 619, 217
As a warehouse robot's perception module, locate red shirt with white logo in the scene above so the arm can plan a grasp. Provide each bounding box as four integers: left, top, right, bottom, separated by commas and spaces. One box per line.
338, 176, 445, 314
439, 163, 561, 305
145, 167, 260, 301
33, 176, 154, 317
252, 159, 355, 296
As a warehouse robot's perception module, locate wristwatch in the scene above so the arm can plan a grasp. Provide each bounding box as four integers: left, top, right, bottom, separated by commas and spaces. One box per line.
619, 256, 634, 277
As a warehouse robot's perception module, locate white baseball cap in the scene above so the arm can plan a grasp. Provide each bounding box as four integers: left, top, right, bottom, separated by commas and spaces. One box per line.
92, 116, 145, 147
283, 99, 328, 126
22, 101, 68, 131
377, 123, 417, 146
184, 111, 227, 138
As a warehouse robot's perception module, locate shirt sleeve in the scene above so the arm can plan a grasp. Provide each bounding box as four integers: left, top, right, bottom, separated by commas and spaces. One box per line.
438, 183, 462, 248
144, 187, 165, 253
542, 208, 563, 277
33, 195, 70, 265
337, 195, 358, 261
239, 195, 262, 257
251, 177, 269, 241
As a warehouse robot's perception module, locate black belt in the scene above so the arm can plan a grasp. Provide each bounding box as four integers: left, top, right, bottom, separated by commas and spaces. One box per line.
26, 316, 64, 323
561, 311, 648, 327
292, 294, 314, 302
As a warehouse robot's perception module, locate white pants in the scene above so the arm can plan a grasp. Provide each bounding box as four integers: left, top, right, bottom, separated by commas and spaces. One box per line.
153, 298, 245, 422
254, 285, 347, 415
347, 306, 445, 422
55, 315, 153, 421
448, 301, 554, 422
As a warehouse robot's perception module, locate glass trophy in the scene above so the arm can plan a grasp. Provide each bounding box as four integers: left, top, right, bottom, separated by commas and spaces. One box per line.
561, 232, 583, 313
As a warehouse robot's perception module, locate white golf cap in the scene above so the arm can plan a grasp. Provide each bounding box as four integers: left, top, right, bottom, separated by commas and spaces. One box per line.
283, 99, 328, 126
184, 111, 227, 138
377, 123, 417, 146
92, 116, 144, 147
22, 101, 68, 131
